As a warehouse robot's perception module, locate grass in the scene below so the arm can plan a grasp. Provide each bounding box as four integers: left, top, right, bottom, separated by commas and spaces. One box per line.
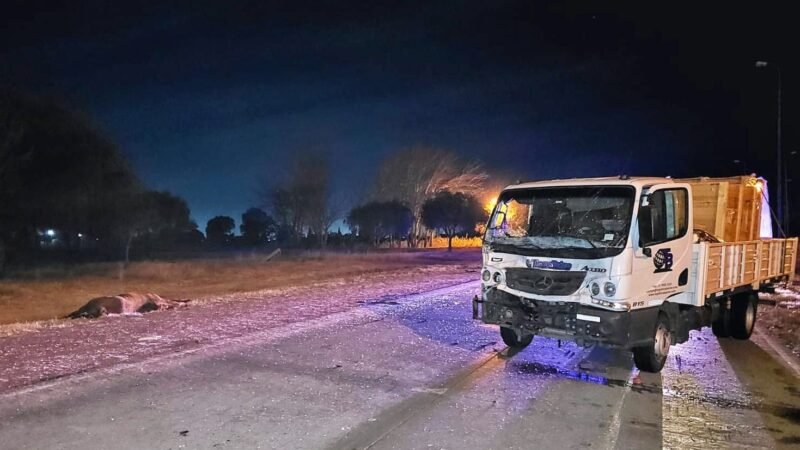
0, 249, 479, 325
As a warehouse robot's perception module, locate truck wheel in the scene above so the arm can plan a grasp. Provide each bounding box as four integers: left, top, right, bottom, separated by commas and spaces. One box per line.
711, 300, 730, 338
730, 293, 757, 340
632, 313, 671, 373
500, 327, 533, 349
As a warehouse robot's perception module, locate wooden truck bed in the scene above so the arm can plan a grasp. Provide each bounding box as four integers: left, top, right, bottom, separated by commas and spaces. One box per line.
693, 238, 798, 302
677, 175, 765, 242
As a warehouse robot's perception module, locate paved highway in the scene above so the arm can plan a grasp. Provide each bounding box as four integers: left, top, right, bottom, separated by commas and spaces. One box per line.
1, 282, 798, 449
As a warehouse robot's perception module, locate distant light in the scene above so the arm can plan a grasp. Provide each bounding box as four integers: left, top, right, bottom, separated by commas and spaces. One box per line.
755, 61, 768, 68
78, 233, 83, 238
755, 180, 764, 192
46, 229, 56, 237
484, 197, 498, 214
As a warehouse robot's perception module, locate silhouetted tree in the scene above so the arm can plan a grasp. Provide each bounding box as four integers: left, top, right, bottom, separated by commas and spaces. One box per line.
115, 190, 193, 263
240, 207, 277, 245
205, 216, 235, 246
371, 146, 487, 247
0, 90, 141, 266
421, 191, 484, 251
347, 201, 413, 247
266, 151, 335, 247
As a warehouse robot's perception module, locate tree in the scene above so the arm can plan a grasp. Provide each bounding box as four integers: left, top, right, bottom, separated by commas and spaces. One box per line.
115, 190, 193, 263
0, 90, 141, 265
371, 146, 488, 246
347, 201, 413, 247
240, 207, 277, 245
206, 216, 235, 246
266, 151, 335, 247
421, 191, 485, 251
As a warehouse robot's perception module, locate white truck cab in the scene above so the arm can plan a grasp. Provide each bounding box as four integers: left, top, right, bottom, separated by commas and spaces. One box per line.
473, 176, 797, 372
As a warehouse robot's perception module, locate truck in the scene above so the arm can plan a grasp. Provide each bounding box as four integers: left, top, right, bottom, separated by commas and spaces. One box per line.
473, 175, 798, 372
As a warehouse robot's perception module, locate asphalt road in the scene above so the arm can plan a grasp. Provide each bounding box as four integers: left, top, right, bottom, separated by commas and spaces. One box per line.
1, 282, 799, 449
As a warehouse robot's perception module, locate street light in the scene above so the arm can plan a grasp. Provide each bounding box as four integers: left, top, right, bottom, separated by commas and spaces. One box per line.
755, 60, 787, 234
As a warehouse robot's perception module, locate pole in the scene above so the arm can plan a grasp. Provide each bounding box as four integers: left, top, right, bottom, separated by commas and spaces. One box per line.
776, 65, 784, 235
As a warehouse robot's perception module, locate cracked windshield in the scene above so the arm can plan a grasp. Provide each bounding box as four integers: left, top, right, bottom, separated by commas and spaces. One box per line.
486, 186, 635, 258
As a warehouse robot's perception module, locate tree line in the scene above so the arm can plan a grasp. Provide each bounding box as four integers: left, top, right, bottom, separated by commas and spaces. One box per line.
1, 90, 506, 271
206, 148, 491, 252
0, 90, 196, 270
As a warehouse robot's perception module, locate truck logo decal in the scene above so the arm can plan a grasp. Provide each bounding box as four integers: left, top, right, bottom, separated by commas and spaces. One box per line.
526, 259, 572, 270
580, 266, 607, 273
534, 276, 554, 289
653, 248, 674, 273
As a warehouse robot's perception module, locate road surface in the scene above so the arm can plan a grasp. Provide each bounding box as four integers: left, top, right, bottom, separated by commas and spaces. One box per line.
1, 281, 799, 449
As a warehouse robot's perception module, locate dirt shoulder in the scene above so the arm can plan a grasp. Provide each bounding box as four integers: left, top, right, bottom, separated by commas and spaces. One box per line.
758, 276, 800, 360
0, 250, 479, 325
0, 251, 480, 394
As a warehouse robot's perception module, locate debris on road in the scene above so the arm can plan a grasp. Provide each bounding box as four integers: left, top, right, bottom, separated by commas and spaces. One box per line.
759, 279, 800, 359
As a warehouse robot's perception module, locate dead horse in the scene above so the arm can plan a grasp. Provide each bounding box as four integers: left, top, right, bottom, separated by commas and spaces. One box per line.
65, 293, 191, 319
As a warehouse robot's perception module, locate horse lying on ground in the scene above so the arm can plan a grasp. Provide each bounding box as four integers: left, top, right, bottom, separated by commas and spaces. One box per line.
65, 293, 191, 319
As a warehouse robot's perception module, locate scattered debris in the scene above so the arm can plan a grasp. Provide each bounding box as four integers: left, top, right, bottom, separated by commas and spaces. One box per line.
179, 430, 189, 436
758, 281, 800, 359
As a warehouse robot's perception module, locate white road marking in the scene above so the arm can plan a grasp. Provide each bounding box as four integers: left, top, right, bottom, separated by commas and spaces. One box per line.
600, 368, 636, 449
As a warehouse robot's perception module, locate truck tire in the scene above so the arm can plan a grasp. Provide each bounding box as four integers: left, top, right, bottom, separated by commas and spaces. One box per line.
730, 293, 757, 340
632, 313, 671, 373
500, 327, 533, 349
711, 300, 730, 338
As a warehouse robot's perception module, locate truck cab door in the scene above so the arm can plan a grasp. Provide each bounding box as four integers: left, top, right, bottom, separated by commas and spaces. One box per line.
632, 183, 693, 303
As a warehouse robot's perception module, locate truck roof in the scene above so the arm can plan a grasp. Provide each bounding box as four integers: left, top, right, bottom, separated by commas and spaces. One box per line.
504, 176, 674, 191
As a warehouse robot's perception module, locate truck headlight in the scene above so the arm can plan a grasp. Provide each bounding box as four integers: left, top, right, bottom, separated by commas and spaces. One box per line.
482, 270, 491, 282
603, 282, 616, 297
492, 271, 504, 283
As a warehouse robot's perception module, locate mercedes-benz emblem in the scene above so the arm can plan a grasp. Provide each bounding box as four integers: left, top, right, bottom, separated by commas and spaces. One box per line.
534, 276, 553, 289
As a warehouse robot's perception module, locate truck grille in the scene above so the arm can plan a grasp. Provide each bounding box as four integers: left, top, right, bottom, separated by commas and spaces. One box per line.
505, 268, 586, 296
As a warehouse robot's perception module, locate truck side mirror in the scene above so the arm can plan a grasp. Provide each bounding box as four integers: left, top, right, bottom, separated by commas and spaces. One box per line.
642, 247, 652, 257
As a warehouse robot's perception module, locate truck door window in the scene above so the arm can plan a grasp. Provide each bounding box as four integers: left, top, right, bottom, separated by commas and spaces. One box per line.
639, 188, 688, 246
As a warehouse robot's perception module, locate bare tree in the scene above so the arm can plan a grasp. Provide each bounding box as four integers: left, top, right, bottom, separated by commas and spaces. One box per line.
264, 151, 334, 247
371, 146, 488, 246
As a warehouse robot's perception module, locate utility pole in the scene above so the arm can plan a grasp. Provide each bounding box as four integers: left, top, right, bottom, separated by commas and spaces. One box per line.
755, 61, 785, 234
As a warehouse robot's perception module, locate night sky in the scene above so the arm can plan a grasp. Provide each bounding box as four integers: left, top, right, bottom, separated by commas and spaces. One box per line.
2, 1, 797, 230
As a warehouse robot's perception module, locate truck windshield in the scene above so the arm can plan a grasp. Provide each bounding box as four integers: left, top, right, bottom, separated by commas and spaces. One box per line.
485, 186, 635, 259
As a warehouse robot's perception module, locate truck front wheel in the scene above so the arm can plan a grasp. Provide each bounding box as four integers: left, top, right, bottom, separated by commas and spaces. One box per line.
500, 327, 533, 349
632, 313, 671, 373
730, 293, 757, 340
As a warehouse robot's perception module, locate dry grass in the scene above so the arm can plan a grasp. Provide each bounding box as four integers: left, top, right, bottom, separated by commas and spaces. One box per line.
0, 250, 479, 325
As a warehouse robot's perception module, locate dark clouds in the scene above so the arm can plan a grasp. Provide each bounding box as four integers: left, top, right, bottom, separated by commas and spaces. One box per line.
1, 1, 797, 228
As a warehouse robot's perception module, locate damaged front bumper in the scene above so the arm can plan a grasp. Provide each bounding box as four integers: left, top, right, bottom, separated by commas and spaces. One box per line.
473, 288, 658, 349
